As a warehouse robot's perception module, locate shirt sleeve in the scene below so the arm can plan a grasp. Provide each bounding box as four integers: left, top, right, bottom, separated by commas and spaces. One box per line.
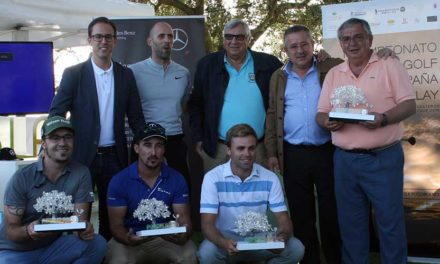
200, 171, 219, 214
4, 170, 27, 208
268, 173, 287, 213
72, 165, 94, 204
172, 174, 189, 204
317, 67, 337, 113
107, 173, 128, 207
386, 58, 416, 104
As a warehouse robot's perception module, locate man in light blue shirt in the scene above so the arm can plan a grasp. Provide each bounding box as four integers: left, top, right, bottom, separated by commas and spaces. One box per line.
265, 25, 343, 264
198, 124, 304, 264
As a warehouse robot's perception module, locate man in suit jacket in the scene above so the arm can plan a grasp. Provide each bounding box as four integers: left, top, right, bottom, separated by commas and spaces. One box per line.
49, 17, 145, 240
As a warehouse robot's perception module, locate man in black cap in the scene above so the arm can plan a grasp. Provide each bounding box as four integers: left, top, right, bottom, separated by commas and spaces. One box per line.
0, 116, 106, 263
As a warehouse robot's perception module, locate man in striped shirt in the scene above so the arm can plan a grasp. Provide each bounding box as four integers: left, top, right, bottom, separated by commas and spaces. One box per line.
198, 124, 304, 264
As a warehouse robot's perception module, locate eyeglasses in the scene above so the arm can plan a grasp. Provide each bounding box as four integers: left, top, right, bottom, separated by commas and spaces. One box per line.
46, 134, 74, 143
339, 34, 367, 44
288, 42, 313, 51
224, 34, 246, 41
91, 34, 115, 42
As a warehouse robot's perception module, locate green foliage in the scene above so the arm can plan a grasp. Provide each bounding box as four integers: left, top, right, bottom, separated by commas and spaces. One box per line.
130, 0, 361, 55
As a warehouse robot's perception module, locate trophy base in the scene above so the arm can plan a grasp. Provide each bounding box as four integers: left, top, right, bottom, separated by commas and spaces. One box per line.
136, 226, 186, 237
236, 241, 285, 250
34, 221, 86, 232
329, 111, 375, 123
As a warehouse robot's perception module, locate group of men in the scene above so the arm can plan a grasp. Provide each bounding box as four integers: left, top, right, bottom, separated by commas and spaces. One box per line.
0, 14, 414, 264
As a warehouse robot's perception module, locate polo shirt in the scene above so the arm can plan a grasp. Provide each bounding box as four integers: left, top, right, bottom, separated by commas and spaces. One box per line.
0, 158, 93, 251
200, 161, 287, 233
318, 53, 415, 149
129, 58, 191, 135
218, 51, 266, 140
284, 58, 330, 145
107, 162, 189, 232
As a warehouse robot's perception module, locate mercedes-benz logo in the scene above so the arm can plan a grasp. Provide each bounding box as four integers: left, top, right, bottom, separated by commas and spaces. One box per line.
172, 28, 188, 51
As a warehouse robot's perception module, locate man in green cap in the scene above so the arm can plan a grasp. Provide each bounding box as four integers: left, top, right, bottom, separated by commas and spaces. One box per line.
0, 116, 107, 263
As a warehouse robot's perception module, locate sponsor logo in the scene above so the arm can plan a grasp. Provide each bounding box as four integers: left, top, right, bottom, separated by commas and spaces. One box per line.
427, 16, 438, 22
350, 11, 367, 17
172, 28, 189, 51
388, 20, 396, 25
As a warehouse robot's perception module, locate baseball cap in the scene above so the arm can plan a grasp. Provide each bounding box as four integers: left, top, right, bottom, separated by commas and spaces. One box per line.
0, 147, 23, 160
41, 116, 74, 137
134, 122, 167, 143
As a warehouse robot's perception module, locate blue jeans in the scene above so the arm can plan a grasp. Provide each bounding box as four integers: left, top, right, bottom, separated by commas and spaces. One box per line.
197, 232, 304, 264
334, 143, 407, 264
0, 234, 107, 264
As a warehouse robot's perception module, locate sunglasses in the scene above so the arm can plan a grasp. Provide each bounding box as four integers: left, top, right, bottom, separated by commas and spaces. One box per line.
224, 34, 246, 41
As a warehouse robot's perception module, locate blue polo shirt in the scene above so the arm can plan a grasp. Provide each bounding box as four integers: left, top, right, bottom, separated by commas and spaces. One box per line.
218, 50, 266, 140
107, 162, 189, 232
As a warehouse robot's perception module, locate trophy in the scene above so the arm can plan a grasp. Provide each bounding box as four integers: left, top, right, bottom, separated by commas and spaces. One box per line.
234, 211, 284, 250
134, 198, 186, 236
33, 190, 86, 232
329, 85, 374, 123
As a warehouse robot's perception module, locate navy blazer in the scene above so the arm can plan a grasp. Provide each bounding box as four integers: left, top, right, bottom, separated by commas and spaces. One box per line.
49, 59, 145, 168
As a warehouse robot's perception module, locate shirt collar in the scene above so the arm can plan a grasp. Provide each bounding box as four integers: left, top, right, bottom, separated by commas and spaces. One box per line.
340, 51, 378, 73
222, 159, 260, 181
35, 156, 72, 185
284, 56, 317, 76
129, 161, 169, 181
147, 57, 172, 70
91, 58, 113, 75
224, 50, 252, 67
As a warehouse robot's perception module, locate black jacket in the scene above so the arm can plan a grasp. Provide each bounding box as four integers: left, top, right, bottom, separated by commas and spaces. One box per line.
188, 49, 282, 158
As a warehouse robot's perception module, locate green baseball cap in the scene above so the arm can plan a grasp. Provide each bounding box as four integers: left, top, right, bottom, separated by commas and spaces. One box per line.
42, 116, 74, 137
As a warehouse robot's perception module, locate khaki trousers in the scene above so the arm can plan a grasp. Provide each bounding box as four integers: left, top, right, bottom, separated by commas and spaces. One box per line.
105, 237, 197, 264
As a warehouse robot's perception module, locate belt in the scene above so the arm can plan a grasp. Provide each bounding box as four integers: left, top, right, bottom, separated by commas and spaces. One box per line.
97, 146, 116, 154
339, 141, 399, 155
218, 137, 264, 145
286, 141, 332, 150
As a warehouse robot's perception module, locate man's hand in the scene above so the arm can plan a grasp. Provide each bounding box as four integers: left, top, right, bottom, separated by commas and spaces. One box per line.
220, 238, 238, 255
323, 119, 344, 131
27, 220, 58, 240
195, 141, 204, 156
78, 221, 95, 240
359, 112, 383, 129
376, 47, 398, 60
316, 49, 331, 62
125, 228, 154, 246
267, 157, 280, 172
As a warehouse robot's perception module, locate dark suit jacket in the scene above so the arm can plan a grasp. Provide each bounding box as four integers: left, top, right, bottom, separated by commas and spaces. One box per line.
49, 58, 144, 168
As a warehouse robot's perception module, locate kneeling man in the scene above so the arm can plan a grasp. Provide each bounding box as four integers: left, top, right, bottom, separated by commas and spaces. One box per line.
106, 122, 196, 263
0, 116, 106, 263
198, 124, 304, 264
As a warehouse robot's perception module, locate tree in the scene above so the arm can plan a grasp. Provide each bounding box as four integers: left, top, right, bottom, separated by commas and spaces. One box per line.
130, 0, 357, 54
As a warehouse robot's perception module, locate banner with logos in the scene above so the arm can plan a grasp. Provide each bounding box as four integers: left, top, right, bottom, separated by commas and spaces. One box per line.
322, 0, 440, 249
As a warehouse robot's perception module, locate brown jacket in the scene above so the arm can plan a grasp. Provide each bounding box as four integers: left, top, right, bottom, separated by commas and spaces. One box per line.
264, 57, 343, 173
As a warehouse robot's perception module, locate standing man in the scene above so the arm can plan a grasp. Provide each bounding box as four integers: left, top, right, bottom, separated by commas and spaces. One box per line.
265, 25, 343, 264
49, 17, 145, 240
0, 116, 106, 263
106, 122, 197, 264
188, 19, 282, 172
198, 124, 304, 264
316, 18, 415, 263
129, 21, 191, 188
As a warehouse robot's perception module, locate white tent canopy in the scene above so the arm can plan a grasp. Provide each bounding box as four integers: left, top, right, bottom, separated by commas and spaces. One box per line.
0, 0, 154, 48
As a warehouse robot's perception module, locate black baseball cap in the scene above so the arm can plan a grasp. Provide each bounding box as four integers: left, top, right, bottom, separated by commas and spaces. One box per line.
134, 122, 167, 144
0, 147, 23, 160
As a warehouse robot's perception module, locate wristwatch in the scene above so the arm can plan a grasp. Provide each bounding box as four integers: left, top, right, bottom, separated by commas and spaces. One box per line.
380, 113, 388, 127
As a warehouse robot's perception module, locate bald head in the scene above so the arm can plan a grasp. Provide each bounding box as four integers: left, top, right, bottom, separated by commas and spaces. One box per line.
148, 22, 174, 64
